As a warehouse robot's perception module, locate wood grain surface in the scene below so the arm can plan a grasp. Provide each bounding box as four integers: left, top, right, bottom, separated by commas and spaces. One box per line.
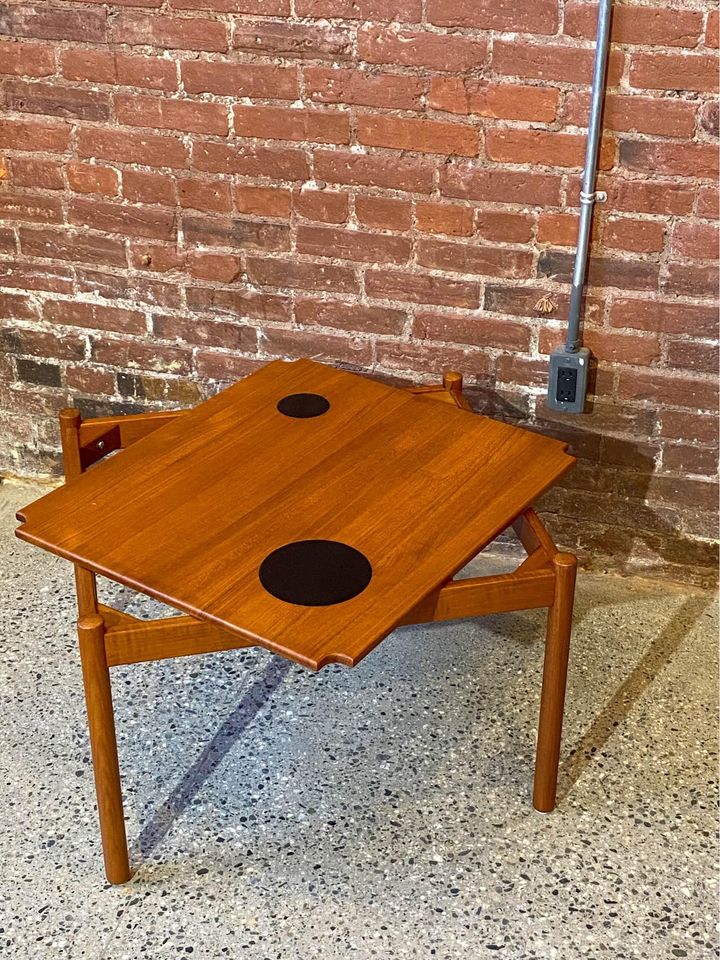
16, 359, 574, 669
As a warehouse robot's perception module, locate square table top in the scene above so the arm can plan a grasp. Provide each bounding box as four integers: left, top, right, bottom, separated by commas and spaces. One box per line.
16, 359, 574, 669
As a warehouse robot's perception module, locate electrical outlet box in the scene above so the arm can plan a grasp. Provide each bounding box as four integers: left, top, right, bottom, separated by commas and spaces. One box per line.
546, 346, 591, 414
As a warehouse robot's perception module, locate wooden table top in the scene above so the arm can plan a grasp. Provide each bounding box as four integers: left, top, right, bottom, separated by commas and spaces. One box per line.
16, 359, 574, 670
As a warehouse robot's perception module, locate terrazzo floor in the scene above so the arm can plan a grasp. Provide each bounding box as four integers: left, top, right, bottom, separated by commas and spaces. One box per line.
1, 480, 717, 960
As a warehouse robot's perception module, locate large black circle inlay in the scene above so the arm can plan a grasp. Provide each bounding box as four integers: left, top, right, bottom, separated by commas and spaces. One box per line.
277, 393, 330, 418
259, 540, 372, 606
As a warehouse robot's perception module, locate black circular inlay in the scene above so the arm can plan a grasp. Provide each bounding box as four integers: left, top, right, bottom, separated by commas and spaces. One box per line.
277, 393, 330, 418
259, 540, 372, 606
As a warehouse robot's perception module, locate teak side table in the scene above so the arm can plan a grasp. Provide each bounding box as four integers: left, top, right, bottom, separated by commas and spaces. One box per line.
16, 359, 577, 885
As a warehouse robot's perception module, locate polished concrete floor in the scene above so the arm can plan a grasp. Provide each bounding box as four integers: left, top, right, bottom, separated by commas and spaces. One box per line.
1, 481, 718, 960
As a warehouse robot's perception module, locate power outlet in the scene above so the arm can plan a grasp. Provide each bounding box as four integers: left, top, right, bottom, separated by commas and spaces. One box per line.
547, 346, 591, 414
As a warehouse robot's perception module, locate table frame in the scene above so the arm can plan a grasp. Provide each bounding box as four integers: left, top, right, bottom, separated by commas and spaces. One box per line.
58, 371, 576, 885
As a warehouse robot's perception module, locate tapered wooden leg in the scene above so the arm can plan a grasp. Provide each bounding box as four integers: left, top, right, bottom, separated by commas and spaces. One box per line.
533, 552, 577, 812
77, 614, 130, 883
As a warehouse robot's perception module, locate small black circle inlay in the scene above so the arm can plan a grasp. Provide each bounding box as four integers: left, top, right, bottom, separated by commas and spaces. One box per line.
259, 540, 372, 606
277, 393, 330, 418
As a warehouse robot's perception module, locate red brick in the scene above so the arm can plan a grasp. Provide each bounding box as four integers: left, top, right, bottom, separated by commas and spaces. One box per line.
581, 329, 661, 365
68, 198, 177, 242
1, 323, 83, 358
441, 162, 562, 206
67, 162, 119, 197
77, 128, 188, 169
61, 50, 177, 91
429, 77, 558, 122
295, 298, 406, 335
295, 0, 421, 19
666, 339, 718, 374
172, 0, 288, 10
65, 365, 115, 396
355, 195, 411, 231
293, 188, 348, 223
192, 141, 309, 180
115, 95, 229, 136
376, 339, 491, 378
416, 202, 474, 237
564, 91, 698, 138
183, 215, 290, 251
0, 40, 55, 77
233, 21, 352, 59
178, 179, 233, 213
153, 314, 255, 351
659, 410, 718, 443
493, 41, 624, 85
365, 268, 480, 308
111, 13, 227, 51
0, 190, 63, 224
314, 149, 435, 193
661, 443, 718, 477
76, 269, 182, 308
539, 249, 659, 291
620, 140, 718, 180
0, 253, 73, 293
476, 211, 534, 243
10, 156, 63, 190
0, 5, 107, 42
617, 370, 718, 411
602, 217, 665, 253
630, 53, 718, 92
247, 257, 358, 293
187, 285, 289, 323
129, 242, 185, 273
181, 61, 297, 100
662, 262, 718, 298
58, 49, 116, 84
122, 170, 176, 206
0, 226, 15, 253
671, 221, 719, 260
602, 176, 695, 216
414, 311, 532, 351
304, 68, 423, 111
418, 239, 533, 279
358, 25, 487, 72
1, 80, 110, 122
297, 224, 411, 265
235, 185, 291, 219
263, 327, 373, 366
696, 186, 719, 220
234, 105, 349, 145
701, 100, 719, 137
43, 300, 146, 335
0, 117, 71, 152
358, 115, 477, 157
610, 298, 717, 337
92, 338, 192, 374
486, 129, 615, 170
428, 0, 558, 34
565, 3, 703, 46
0, 292, 38, 321
187, 252, 242, 282
537, 212, 579, 246
194, 351, 264, 381
707, 10, 719, 48
19, 227, 127, 267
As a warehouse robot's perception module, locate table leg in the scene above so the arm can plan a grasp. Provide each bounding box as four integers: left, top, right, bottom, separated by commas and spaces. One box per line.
77, 614, 130, 884
533, 552, 577, 812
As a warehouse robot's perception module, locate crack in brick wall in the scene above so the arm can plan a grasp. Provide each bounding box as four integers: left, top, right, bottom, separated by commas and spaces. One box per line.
0, 0, 717, 583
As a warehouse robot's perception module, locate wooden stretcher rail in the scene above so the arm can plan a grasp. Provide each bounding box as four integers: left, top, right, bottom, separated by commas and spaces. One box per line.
79, 410, 187, 469
399, 567, 556, 626
105, 614, 253, 667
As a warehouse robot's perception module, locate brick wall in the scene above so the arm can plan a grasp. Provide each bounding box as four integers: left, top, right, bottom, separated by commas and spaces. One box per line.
0, 1, 717, 584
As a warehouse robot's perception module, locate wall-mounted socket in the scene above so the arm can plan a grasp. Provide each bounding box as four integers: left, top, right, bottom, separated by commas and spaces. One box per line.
546, 346, 591, 414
